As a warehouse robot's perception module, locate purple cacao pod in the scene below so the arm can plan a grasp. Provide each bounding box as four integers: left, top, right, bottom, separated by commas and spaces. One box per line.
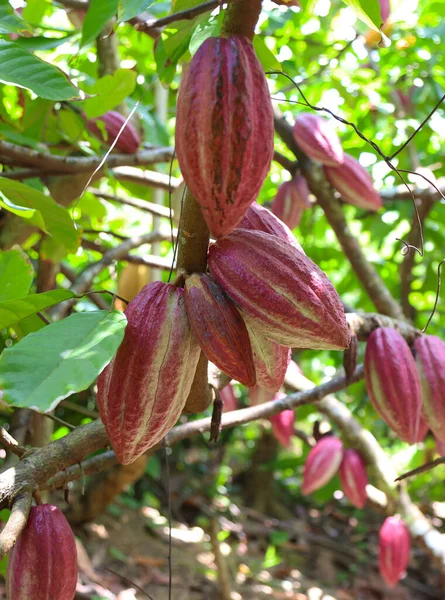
413, 335, 445, 442
270, 398, 295, 448
237, 201, 303, 251
7, 504, 78, 600
86, 110, 140, 154
271, 175, 311, 229
175, 35, 274, 238
324, 154, 382, 211
302, 435, 344, 495
220, 384, 238, 413
364, 328, 422, 444
339, 449, 368, 508
379, 516, 410, 588
292, 113, 344, 166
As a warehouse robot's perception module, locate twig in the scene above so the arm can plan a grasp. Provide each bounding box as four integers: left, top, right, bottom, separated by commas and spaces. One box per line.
131, 0, 225, 34
88, 189, 175, 218
112, 167, 182, 192
273, 150, 297, 174
0, 427, 27, 458
0, 487, 32, 560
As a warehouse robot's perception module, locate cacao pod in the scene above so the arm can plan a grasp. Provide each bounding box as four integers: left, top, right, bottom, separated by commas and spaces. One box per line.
97, 281, 201, 464
244, 320, 291, 392
237, 201, 303, 251
221, 384, 238, 412
339, 449, 368, 508
175, 35, 274, 238
86, 110, 140, 154
379, 0, 390, 23
302, 435, 344, 495
379, 516, 410, 588
7, 504, 78, 600
271, 175, 311, 230
364, 327, 422, 444
249, 385, 275, 405
208, 229, 350, 350
184, 273, 256, 387
415, 414, 429, 443
436, 436, 445, 456
413, 335, 445, 442
324, 153, 382, 211
270, 398, 295, 448
343, 333, 358, 383
292, 113, 343, 166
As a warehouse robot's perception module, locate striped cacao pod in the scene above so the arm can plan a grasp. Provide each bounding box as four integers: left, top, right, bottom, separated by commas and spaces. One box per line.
339, 449, 368, 508
237, 201, 303, 251
292, 113, 343, 166
364, 327, 422, 444
208, 229, 350, 350
413, 335, 445, 442
302, 435, 344, 495
175, 35, 274, 238
86, 110, 140, 154
97, 281, 201, 464
184, 273, 256, 387
271, 175, 311, 229
379, 516, 410, 588
7, 504, 78, 600
324, 154, 382, 211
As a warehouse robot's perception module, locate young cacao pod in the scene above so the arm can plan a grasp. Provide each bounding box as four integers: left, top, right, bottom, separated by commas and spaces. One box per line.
175, 35, 274, 238
184, 273, 256, 387
379, 516, 410, 588
220, 384, 238, 413
292, 113, 344, 166
249, 385, 275, 406
208, 229, 350, 350
324, 154, 382, 211
237, 201, 303, 251
270, 399, 295, 448
7, 504, 78, 600
302, 435, 344, 495
364, 327, 422, 444
271, 175, 311, 229
86, 110, 140, 154
413, 335, 445, 442
97, 281, 201, 464
339, 449, 368, 508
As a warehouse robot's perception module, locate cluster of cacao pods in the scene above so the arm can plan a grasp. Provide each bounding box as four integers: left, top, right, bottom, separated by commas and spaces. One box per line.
364, 327, 445, 446
7, 504, 78, 600
85, 110, 140, 154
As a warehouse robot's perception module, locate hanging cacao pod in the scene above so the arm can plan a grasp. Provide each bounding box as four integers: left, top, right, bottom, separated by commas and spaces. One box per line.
175, 35, 274, 238
379, 516, 410, 588
97, 282, 201, 464
339, 449, 368, 508
220, 384, 238, 412
237, 201, 303, 251
86, 110, 140, 154
7, 504, 78, 600
249, 385, 275, 405
292, 113, 344, 166
271, 175, 311, 230
302, 435, 344, 495
208, 229, 350, 350
270, 398, 295, 448
364, 327, 422, 444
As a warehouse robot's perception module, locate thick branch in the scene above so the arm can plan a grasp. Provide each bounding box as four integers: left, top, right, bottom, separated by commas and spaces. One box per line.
345, 312, 419, 344
0, 488, 32, 560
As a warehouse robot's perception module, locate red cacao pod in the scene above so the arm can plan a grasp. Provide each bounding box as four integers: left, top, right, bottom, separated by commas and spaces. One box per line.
7, 504, 78, 600
221, 384, 238, 413
97, 281, 201, 464
271, 175, 311, 230
302, 435, 344, 495
379, 516, 410, 588
292, 113, 343, 166
249, 385, 275, 405
184, 273, 256, 387
270, 399, 295, 448
324, 154, 382, 211
413, 335, 445, 442
415, 414, 429, 443
237, 201, 303, 251
364, 328, 422, 444
339, 449, 368, 508
436, 436, 445, 456
175, 35, 274, 238
245, 320, 291, 392
86, 110, 140, 154
208, 229, 350, 350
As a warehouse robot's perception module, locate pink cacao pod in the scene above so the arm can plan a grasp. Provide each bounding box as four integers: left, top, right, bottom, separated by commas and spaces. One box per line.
339, 449, 368, 508
7, 504, 78, 600
237, 201, 303, 251
270, 397, 295, 448
184, 273, 256, 387
413, 335, 445, 442
249, 385, 275, 405
220, 384, 238, 413
244, 320, 291, 392
208, 229, 350, 350
436, 436, 445, 456
86, 110, 140, 154
379, 516, 410, 588
324, 154, 382, 211
97, 282, 201, 464
271, 175, 311, 230
302, 435, 344, 495
415, 414, 429, 443
292, 113, 344, 166
364, 328, 422, 444
175, 35, 274, 238
379, 0, 390, 23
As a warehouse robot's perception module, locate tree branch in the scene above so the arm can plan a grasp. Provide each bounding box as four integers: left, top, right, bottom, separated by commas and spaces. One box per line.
112, 167, 182, 192
90, 189, 175, 218
0, 427, 27, 458
0, 488, 32, 560
345, 311, 419, 344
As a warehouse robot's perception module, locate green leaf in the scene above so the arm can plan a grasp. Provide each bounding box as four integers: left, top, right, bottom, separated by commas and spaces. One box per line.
0, 40, 77, 101
0, 179, 79, 253
0, 192, 47, 231
118, 0, 155, 21
0, 1, 31, 35
21, 0, 50, 25
0, 310, 127, 412
253, 37, 282, 72
15, 34, 76, 52
0, 248, 33, 303
343, 0, 384, 31
83, 69, 137, 119
0, 290, 75, 329
81, 0, 118, 48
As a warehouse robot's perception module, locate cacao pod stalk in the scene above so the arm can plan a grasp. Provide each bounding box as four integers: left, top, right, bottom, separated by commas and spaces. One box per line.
379, 516, 410, 588
302, 435, 344, 495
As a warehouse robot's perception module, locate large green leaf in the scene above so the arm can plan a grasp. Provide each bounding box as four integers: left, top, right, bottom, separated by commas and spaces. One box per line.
0, 179, 79, 253
0, 1, 31, 34
81, 0, 118, 48
0, 40, 77, 101
118, 0, 155, 21
0, 248, 33, 303
343, 0, 384, 31
253, 36, 282, 72
0, 289, 75, 329
0, 310, 127, 412
83, 69, 137, 119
